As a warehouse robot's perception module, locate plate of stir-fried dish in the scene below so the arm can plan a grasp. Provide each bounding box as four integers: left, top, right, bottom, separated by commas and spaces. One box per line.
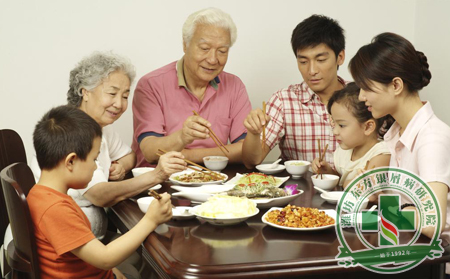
169, 170, 228, 186
262, 205, 336, 231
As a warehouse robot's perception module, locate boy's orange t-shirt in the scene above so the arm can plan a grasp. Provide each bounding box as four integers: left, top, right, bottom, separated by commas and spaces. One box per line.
27, 185, 113, 279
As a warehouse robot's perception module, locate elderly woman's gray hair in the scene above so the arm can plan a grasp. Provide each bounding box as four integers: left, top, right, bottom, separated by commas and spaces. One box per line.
182, 7, 237, 47
67, 52, 136, 107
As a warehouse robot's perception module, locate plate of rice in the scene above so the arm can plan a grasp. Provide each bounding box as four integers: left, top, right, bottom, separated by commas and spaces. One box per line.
191, 195, 259, 226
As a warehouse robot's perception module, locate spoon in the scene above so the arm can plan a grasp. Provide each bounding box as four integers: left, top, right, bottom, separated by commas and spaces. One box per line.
367, 205, 377, 213
268, 158, 282, 169
314, 186, 328, 194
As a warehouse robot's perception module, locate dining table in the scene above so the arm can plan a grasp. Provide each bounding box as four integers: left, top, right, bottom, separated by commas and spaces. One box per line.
107, 163, 450, 279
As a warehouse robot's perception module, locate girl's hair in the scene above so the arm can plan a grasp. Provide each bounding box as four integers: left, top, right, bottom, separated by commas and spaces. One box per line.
327, 82, 394, 138
349, 32, 431, 92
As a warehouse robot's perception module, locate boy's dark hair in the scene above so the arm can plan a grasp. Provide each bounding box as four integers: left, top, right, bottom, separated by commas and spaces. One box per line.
349, 32, 431, 93
291, 14, 345, 58
33, 105, 102, 170
327, 82, 394, 138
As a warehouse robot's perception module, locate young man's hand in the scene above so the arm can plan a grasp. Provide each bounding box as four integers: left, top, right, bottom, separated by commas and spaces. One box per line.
244, 108, 270, 135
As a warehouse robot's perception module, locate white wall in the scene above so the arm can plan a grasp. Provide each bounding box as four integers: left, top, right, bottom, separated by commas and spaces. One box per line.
414, 1, 450, 125
1, 0, 447, 163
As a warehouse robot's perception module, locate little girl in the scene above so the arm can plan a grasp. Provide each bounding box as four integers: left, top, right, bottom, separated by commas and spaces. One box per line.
312, 82, 393, 188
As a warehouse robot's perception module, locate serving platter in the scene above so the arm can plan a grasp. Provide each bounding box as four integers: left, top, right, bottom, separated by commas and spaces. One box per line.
225, 173, 289, 188
192, 205, 260, 226
251, 191, 303, 208
262, 208, 336, 231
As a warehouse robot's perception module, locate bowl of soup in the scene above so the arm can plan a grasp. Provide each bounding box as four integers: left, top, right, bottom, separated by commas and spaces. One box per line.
203, 156, 229, 171
284, 160, 311, 179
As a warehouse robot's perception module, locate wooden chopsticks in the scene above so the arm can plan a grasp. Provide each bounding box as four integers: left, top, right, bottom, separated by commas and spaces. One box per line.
149, 189, 161, 200
262, 101, 266, 151
156, 149, 222, 180
316, 139, 328, 179
192, 110, 229, 156
149, 189, 175, 208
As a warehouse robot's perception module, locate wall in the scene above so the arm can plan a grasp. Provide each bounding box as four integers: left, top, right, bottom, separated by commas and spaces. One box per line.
1, 0, 446, 163
414, 1, 450, 124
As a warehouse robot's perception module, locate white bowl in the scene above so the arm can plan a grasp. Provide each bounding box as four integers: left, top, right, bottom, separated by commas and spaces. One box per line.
132, 167, 155, 177
284, 160, 311, 179
203, 156, 229, 171
137, 197, 155, 213
255, 164, 286, 175
311, 174, 339, 190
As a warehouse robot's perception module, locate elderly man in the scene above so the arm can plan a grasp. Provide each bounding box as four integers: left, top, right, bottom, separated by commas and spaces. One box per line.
132, 8, 251, 166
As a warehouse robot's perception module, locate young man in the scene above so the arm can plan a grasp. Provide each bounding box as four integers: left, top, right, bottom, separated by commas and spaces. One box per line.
242, 15, 346, 169
28, 105, 173, 278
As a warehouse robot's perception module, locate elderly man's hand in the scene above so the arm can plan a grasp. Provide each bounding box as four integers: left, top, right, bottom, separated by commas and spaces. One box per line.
153, 151, 187, 182
180, 115, 212, 145
244, 108, 270, 135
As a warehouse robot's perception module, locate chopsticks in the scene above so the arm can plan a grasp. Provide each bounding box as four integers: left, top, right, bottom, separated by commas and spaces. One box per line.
192, 110, 229, 156
149, 189, 176, 208
316, 139, 328, 179
149, 189, 162, 200
156, 149, 222, 180
262, 101, 266, 151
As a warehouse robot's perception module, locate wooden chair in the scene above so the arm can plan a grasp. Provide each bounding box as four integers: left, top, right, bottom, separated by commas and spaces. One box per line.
1, 162, 39, 279
0, 129, 28, 278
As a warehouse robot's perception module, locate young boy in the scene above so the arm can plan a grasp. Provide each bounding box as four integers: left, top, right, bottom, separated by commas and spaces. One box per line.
242, 15, 347, 169
28, 105, 172, 278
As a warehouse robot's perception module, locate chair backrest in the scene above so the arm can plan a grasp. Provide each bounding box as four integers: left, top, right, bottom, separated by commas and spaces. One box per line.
1, 163, 39, 279
0, 129, 28, 243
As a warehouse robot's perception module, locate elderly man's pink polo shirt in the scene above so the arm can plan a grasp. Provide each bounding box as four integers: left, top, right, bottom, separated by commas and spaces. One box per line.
132, 58, 252, 167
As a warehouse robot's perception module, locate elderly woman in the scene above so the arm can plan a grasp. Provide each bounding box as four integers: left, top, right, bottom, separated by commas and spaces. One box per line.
132, 7, 252, 167
31, 52, 187, 239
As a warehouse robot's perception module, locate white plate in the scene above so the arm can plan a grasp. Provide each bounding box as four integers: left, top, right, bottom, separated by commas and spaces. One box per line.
169, 169, 228, 186
149, 184, 162, 191
225, 173, 289, 188
252, 191, 304, 208
171, 184, 235, 194
172, 192, 212, 203
262, 207, 336, 231
320, 191, 344, 204
171, 206, 196, 220
255, 164, 286, 175
192, 205, 260, 226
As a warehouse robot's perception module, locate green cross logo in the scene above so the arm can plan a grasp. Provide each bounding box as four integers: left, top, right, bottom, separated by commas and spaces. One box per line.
361, 195, 415, 246
336, 168, 444, 274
